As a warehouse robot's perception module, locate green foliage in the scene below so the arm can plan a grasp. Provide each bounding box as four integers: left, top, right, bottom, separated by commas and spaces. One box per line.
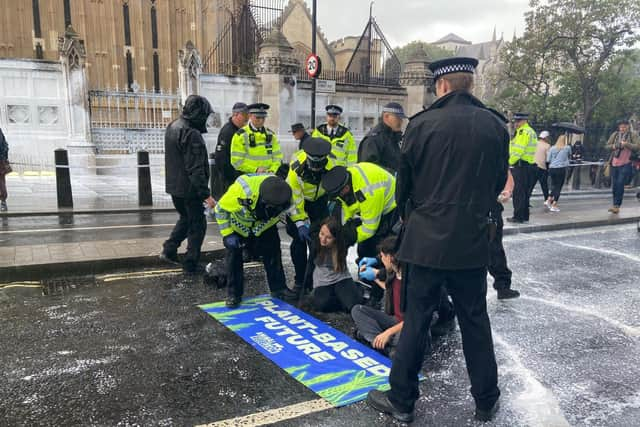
394, 41, 452, 67
496, 0, 640, 144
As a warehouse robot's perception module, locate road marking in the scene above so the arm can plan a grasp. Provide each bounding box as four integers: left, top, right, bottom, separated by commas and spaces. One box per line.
0, 223, 176, 235
0, 281, 43, 289
549, 240, 640, 263
97, 268, 182, 282
196, 398, 334, 427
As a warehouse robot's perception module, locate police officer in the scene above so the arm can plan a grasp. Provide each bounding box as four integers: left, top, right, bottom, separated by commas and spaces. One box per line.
366, 57, 507, 423
508, 112, 538, 223
161, 95, 216, 273
313, 105, 357, 167
357, 102, 406, 172
290, 122, 311, 152
214, 174, 300, 308
285, 137, 335, 295
230, 103, 287, 177
212, 102, 248, 199
321, 162, 397, 258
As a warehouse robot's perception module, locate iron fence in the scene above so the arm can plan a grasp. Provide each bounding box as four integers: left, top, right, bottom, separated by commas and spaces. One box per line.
88, 90, 180, 129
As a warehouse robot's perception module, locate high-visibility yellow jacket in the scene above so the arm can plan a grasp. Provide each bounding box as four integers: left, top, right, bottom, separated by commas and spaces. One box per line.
214, 174, 301, 237
509, 122, 537, 165
312, 124, 356, 167
286, 151, 335, 223
337, 162, 396, 243
230, 124, 283, 174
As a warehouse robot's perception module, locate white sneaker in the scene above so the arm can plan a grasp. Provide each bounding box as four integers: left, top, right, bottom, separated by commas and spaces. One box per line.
544, 200, 550, 208
550, 206, 560, 212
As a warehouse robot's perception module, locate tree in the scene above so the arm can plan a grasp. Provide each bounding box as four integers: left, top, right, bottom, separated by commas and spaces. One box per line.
393, 41, 451, 68
496, 0, 640, 145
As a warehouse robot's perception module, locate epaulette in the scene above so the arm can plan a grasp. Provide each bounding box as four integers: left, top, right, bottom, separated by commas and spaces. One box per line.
235, 128, 246, 135
485, 107, 508, 125
266, 127, 275, 134
408, 108, 427, 121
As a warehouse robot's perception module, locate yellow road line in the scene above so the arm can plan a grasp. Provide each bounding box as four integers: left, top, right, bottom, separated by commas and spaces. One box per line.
0, 283, 43, 289
196, 398, 334, 427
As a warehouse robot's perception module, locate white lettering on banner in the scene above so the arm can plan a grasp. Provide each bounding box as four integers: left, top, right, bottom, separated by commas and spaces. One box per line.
255, 301, 389, 374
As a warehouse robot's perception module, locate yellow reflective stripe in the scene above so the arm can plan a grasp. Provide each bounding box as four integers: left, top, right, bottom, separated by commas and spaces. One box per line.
360, 225, 376, 235
236, 176, 253, 197
352, 164, 371, 188
242, 132, 250, 150
383, 197, 396, 213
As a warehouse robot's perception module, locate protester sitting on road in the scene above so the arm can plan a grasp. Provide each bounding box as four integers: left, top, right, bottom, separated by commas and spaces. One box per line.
310, 216, 363, 313
0, 127, 10, 212
351, 236, 404, 358
606, 119, 640, 214
547, 135, 572, 212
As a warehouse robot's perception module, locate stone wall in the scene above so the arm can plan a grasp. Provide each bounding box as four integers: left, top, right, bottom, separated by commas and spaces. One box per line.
0, 59, 69, 169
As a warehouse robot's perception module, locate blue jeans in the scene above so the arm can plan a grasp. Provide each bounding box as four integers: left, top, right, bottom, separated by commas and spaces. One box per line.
611, 163, 632, 206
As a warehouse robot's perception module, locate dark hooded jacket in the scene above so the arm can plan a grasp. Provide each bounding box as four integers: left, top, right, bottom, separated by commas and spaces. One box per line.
0, 128, 8, 162
396, 90, 509, 270
165, 95, 213, 200
357, 121, 403, 173
212, 117, 242, 199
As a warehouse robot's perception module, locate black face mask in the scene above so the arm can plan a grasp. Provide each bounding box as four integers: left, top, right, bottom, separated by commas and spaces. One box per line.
338, 188, 356, 206
254, 200, 288, 221
306, 157, 328, 172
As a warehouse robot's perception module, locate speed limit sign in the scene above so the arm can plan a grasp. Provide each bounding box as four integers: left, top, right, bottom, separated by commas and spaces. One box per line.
305, 54, 322, 78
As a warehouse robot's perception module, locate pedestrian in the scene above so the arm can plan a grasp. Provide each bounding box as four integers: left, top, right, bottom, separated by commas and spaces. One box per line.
366, 57, 507, 423
312, 105, 357, 167
160, 95, 216, 273
230, 103, 288, 178
285, 137, 335, 296
357, 102, 406, 172
309, 216, 363, 312
321, 162, 397, 306
507, 112, 538, 223
211, 102, 248, 199
214, 174, 300, 308
534, 130, 551, 206
0, 127, 10, 212
565, 139, 584, 184
606, 119, 639, 214
547, 135, 572, 212
290, 122, 311, 152
491, 171, 520, 299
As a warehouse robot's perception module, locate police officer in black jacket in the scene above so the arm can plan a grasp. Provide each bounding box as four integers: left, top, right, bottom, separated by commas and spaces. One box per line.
357, 102, 405, 173
366, 57, 508, 424
161, 95, 216, 273
211, 102, 248, 199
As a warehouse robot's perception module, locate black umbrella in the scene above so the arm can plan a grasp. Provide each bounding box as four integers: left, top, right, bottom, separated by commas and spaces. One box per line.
552, 122, 585, 134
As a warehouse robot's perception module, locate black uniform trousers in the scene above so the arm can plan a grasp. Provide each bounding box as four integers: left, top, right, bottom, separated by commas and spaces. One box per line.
388, 264, 500, 413
163, 196, 207, 270
357, 209, 399, 302
511, 162, 536, 221
226, 226, 286, 299
488, 206, 512, 290
285, 196, 329, 290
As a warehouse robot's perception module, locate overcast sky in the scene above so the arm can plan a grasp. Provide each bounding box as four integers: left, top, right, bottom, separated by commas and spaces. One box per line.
303, 0, 531, 47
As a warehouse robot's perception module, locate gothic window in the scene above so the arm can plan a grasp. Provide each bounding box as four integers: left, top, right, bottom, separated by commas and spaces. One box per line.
151, 4, 158, 49
123, 2, 131, 46
126, 51, 134, 92
32, 0, 42, 38
63, 0, 72, 28
35, 42, 44, 59
153, 52, 160, 93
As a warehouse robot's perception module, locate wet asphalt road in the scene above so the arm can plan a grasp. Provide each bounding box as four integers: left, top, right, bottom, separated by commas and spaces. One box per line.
1, 225, 639, 426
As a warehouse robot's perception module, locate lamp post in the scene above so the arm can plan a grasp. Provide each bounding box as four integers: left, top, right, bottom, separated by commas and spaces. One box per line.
311, 0, 317, 129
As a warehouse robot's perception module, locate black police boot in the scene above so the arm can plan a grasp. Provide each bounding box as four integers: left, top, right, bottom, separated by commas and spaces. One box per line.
506, 217, 525, 224
159, 251, 180, 265
366, 390, 414, 424
497, 288, 520, 300
225, 296, 241, 309
475, 399, 500, 422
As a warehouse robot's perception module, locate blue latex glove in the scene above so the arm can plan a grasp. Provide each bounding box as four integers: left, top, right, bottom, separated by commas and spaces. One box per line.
297, 224, 311, 242
358, 257, 378, 269
223, 234, 242, 249
359, 266, 376, 281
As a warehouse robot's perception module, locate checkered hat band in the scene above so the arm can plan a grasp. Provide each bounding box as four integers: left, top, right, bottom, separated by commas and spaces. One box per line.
433, 63, 475, 78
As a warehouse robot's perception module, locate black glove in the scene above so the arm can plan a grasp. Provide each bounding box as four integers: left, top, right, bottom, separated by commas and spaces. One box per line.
343, 218, 362, 247
275, 163, 290, 179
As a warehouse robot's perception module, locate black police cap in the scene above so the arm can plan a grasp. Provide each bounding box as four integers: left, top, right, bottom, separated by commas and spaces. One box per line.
382, 102, 406, 118
248, 103, 270, 117
428, 56, 478, 81
513, 112, 530, 120
325, 104, 343, 115
259, 176, 292, 206
290, 122, 305, 133
304, 137, 332, 159
321, 166, 349, 196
